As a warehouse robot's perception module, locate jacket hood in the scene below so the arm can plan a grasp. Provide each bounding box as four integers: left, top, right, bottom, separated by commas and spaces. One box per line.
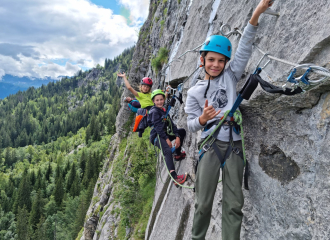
194, 75, 221, 87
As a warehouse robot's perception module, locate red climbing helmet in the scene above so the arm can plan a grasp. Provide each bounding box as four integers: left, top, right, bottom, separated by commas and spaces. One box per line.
141, 77, 153, 87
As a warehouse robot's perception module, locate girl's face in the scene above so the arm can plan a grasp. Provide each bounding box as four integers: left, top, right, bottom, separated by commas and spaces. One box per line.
141, 85, 151, 93
200, 52, 227, 80
153, 95, 165, 108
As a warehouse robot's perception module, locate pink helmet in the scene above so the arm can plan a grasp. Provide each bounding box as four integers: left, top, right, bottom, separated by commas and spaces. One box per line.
141, 77, 153, 87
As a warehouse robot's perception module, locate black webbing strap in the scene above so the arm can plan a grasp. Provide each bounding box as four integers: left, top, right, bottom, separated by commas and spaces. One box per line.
211, 141, 225, 165
256, 74, 304, 95
200, 120, 249, 190
244, 161, 249, 190
241, 73, 304, 97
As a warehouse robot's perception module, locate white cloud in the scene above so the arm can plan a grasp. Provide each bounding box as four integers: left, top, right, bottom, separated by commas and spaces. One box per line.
118, 0, 150, 25
0, 0, 149, 79
0, 69, 5, 80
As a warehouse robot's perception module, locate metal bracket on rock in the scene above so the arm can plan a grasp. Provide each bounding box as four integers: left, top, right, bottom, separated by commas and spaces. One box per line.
264, 8, 280, 17
254, 53, 271, 73
220, 24, 241, 38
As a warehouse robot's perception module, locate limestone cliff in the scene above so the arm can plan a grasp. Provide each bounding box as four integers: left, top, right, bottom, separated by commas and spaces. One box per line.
82, 0, 330, 239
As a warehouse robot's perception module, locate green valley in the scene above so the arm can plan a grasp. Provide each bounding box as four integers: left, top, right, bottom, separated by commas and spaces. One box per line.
0, 47, 134, 240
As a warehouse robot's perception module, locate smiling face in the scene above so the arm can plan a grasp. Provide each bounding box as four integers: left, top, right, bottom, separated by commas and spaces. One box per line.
200, 51, 227, 80
153, 94, 165, 108
141, 84, 151, 93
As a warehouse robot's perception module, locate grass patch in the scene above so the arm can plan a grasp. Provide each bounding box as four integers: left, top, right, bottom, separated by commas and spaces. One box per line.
151, 47, 169, 75
111, 128, 157, 239
163, 8, 168, 16
75, 227, 84, 240
159, 20, 165, 37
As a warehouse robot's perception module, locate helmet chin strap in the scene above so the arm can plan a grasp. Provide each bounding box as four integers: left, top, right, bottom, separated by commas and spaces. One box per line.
202, 56, 228, 98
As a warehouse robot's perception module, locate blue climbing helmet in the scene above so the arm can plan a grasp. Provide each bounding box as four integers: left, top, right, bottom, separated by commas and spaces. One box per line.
200, 35, 232, 60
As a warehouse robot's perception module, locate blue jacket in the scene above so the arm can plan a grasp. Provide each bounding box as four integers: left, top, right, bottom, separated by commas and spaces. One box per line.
147, 106, 179, 142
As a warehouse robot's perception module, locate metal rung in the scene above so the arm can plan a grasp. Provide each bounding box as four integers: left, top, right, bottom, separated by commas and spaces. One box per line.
264, 8, 280, 17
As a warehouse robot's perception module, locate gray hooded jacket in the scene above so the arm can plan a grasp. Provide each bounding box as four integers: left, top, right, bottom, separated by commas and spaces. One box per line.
184, 22, 258, 142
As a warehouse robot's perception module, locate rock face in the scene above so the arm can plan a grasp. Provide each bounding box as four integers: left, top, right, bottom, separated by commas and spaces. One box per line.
82, 0, 330, 239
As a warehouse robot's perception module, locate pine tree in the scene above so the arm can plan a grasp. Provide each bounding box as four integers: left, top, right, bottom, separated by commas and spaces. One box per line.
29, 189, 44, 230
45, 162, 52, 182
85, 126, 91, 144
13, 168, 32, 213
16, 206, 30, 240
80, 150, 86, 176
70, 172, 81, 198
90, 115, 96, 138
82, 151, 95, 188
30, 170, 36, 187
93, 120, 100, 141
34, 168, 42, 190
33, 216, 46, 240
63, 160, 70, 177
4, 147, 12, 167
66, 162, 76, 193
72, 182, 94, 239
53, 165, 64, 207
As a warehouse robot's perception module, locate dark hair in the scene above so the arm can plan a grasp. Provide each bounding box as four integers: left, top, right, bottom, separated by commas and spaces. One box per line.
201, 51, 209, 59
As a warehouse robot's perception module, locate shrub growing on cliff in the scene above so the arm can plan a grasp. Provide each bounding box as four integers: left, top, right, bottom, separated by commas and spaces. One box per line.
151, 47, 169, 74
164, 8, 168, 16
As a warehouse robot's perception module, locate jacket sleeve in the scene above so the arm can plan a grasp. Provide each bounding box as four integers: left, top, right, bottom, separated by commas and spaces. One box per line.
151, 111, 168, 140
184, 91, 206, 133
228, 22, 258, 82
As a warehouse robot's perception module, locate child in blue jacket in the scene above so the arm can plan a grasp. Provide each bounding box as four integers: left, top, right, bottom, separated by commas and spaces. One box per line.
148, 89, 187, 187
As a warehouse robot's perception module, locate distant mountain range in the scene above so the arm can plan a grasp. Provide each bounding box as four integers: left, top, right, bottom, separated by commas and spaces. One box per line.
0, 74, 64, 99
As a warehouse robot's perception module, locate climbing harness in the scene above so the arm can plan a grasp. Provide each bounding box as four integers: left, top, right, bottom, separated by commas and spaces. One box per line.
198, 109, 249, 189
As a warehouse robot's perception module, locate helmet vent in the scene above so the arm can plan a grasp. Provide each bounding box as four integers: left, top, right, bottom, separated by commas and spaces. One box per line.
205, 40, 210, 46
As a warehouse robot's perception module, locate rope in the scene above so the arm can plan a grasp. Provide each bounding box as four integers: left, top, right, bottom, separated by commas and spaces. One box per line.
200, 110, 246, 164
200, 110, 230, 149
154, 144, 166, 185
157, 135, 194, 189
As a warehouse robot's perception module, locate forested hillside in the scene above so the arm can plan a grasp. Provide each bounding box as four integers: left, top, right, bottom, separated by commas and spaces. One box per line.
0, 46, 134, 240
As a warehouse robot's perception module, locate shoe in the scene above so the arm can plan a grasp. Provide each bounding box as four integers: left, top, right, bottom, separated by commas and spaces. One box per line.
173, 173, 188, 187
173, 151, 186, 161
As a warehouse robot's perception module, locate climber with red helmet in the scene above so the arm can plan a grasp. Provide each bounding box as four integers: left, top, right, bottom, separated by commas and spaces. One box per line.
185, 1, 274, 239
117, 73, 154, 111
118, 72, 154, 137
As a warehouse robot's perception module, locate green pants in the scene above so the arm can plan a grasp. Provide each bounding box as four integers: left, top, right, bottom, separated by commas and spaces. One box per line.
192, 140, 245, 240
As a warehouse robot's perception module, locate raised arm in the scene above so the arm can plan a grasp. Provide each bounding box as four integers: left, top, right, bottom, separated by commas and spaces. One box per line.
229, 0, 273, 81
250, 0, 274, 26
117, 72, 138, 97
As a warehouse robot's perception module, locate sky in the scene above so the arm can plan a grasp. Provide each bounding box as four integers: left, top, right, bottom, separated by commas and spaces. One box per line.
0, 0, 149, 80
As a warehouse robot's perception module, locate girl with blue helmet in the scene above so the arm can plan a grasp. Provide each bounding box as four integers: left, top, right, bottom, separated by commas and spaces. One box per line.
185, 1, 274, 239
